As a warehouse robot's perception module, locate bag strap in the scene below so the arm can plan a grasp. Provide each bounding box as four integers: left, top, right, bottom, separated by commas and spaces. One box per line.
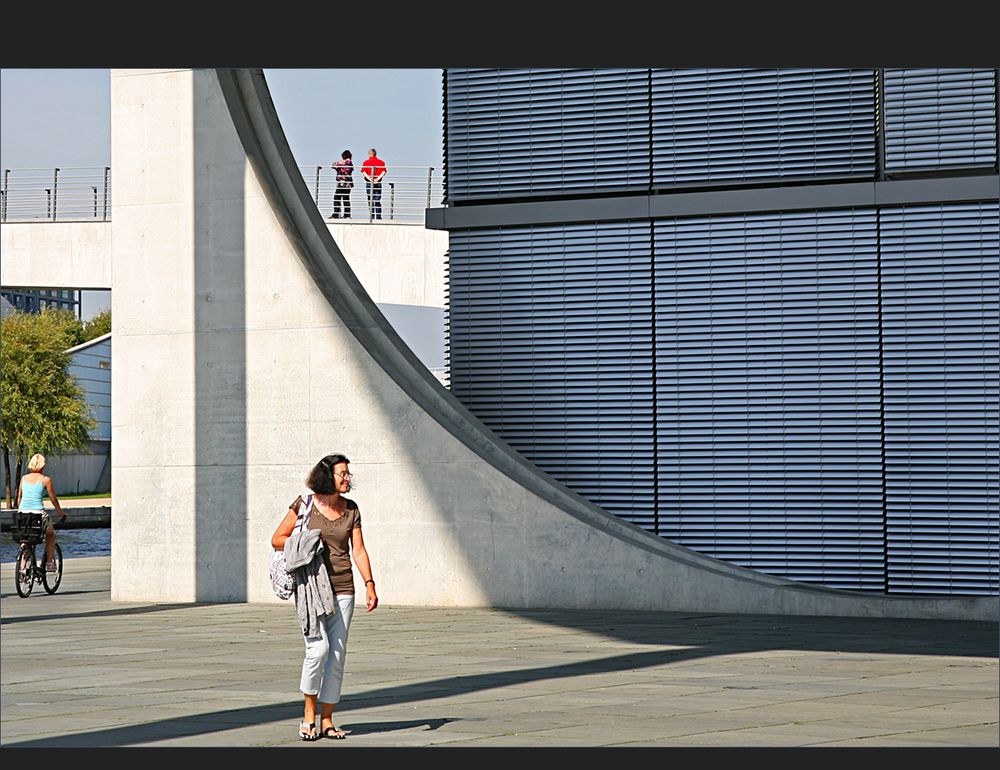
291, 494, 314, 534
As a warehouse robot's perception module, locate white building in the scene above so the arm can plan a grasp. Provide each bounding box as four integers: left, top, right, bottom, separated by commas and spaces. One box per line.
43, 332, 112, 494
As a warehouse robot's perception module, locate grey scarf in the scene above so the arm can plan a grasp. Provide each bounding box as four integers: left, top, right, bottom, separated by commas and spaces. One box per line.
284, 518, 337, 637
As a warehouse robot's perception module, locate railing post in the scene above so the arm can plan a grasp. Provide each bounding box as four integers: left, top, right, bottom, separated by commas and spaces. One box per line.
426, 167, 434, 209
46, 189, 51, 219
93, 186, 99, 219
103, 167, 110, 221
314, 165, 321, 206
389, 182, 395, 220
2, 169, 8, 222
52, 168, 59, 221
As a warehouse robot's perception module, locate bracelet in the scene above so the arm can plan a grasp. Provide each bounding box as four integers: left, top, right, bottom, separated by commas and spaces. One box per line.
364, 579, 375, 586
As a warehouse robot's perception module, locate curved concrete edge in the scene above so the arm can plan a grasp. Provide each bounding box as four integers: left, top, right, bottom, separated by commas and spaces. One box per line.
217, 68, 994, 621
216, 71, 784, 588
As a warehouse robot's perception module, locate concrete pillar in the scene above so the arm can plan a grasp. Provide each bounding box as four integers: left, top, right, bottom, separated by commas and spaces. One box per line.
111, 69, 248, 600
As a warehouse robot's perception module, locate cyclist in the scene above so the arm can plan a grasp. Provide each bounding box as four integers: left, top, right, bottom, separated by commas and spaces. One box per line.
15, 453, 67, 571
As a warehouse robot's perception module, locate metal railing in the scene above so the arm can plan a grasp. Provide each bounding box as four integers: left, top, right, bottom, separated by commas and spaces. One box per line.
1, 167, 111, 222
0, 164, 443, 224
302, 163, 444, 223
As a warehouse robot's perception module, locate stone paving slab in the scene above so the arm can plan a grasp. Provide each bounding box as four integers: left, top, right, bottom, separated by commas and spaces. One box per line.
0, 556, 997, 748
817, 725, 1000, 747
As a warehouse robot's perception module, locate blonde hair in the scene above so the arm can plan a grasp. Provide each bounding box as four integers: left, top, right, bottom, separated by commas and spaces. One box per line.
27, 453, 46, 472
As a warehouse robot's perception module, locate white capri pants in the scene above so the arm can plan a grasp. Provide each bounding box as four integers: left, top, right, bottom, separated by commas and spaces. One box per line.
300, 594, 355, 704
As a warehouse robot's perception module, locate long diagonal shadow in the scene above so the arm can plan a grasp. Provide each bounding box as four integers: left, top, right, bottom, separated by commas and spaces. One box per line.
503, 609, 999, 658
3, 647, 701, 747
0, 589, 106, 600
0, 603, 233, 626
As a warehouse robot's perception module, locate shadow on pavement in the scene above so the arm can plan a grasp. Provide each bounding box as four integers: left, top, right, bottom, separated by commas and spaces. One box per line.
503, 608, 999, 659
3, 647, 724, 747
342, 717, 459, 736
0, 588, 107, 600
0, 602, 234, 626
6, 614, 996, 749
2, 569, 995, 748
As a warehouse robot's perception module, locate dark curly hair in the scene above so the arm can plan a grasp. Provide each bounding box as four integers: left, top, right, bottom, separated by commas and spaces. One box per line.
305, 453, 351, 494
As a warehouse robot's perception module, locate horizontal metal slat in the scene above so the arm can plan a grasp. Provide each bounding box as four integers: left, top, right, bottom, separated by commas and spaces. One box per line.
883, 68, 998, 172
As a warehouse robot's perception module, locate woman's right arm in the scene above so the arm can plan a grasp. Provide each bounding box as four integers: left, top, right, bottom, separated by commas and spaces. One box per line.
14, 478, 22, 508
271, 508, 298, 550
44, 476, 67, 519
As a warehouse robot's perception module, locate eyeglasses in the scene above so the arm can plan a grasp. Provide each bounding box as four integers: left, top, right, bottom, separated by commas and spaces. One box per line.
334, 472, 353, 480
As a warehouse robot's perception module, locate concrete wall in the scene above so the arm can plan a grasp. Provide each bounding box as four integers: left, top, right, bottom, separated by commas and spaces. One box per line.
39, 439, 111, 495
108, 68, 994, 620
1, 204, 446, 308
0, 222, 112, 289
327, 223, 446, 308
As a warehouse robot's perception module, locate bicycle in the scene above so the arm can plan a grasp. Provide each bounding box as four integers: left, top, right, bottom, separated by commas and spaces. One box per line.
11, 510, 63, 597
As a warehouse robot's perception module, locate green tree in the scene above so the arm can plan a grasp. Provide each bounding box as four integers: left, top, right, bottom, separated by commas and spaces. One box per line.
81, 308, 111, 342
1, 309, 96, 506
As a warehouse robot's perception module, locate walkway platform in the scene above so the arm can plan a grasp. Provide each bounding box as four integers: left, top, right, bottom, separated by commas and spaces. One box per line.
1, 557, 996, 748
1, 501, 111, 531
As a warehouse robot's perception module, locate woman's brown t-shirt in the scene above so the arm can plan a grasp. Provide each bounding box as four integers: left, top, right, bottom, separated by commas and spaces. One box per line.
290, 496, 360, 596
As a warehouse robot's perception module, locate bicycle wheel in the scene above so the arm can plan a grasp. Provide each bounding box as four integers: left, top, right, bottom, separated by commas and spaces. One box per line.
43, 543, 63, 594
14, 544, 35, 598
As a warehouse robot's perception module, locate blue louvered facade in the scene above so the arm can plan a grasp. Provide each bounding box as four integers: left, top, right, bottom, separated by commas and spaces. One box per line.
883, 69, 998, 173
448, 223, 656, 526
653, 210, 885, 590
445, 68, 651, 199
441, 68, 1000, 596
651, 68, 877, 186
879, 202, 999, 595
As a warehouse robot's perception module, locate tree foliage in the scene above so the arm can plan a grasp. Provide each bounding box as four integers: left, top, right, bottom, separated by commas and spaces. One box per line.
1, 308, 96, 505
81, 308, 112, 343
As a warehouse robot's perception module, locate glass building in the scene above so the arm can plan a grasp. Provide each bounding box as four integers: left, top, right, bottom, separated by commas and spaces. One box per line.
0, 288, 81, 317
430, 68, 1000, 597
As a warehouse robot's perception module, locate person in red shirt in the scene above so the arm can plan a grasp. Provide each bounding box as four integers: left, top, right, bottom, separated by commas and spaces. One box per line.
360, 148, 387, 220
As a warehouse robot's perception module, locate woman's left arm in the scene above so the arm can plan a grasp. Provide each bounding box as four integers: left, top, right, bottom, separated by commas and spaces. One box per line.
351, 526, 378, 612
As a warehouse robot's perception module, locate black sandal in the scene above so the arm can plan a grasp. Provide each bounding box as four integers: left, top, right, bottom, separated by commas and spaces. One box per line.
322, 724, 346, 739
299, 721, 319, 741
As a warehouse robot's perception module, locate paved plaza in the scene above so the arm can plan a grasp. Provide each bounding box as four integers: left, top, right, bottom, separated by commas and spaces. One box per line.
1, 556, 997, 748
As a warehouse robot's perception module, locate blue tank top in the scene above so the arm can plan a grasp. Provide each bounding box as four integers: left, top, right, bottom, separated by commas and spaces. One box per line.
19, 479, 46, 511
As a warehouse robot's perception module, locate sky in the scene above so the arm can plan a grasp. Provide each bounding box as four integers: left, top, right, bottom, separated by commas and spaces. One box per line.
0, 68, 444, 169
0, 68, 445, 318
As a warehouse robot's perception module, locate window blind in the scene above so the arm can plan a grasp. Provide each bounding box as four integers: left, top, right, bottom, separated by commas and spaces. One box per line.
883, 68, 998, 173
447, 222, 657, 528
654, 209, 885, 589
652, 68, 877, 187
880, 201, 1000, 595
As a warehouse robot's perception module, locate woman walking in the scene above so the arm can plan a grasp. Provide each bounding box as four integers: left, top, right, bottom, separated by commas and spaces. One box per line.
271, 453, 378, 741
15, 453, 68, 571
